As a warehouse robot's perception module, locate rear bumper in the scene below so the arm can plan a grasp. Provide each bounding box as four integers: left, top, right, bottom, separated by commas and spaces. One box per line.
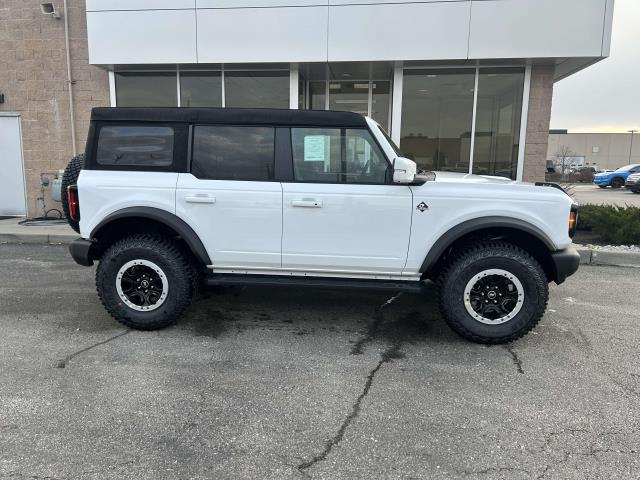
551, 246, 580, 285
593, 177, 610, 186
69, 238, 94, 267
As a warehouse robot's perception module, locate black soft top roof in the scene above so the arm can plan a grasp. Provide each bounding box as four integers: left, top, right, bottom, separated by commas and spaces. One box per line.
90, 107, 368, 128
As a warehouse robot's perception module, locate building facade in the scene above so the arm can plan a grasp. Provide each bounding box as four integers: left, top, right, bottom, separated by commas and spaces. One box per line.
548, 131, 640, 171
0, 0, 614, 217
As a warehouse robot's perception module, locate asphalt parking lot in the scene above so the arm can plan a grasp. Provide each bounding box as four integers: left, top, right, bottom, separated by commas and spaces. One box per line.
1, 244, 638, 479
570, 183, 640, 207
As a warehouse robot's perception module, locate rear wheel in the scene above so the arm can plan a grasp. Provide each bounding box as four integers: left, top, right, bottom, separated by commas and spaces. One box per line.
61, 154, 84, 233
611, 177, 625, 189
96, 234, 196, 330
437, 242, 548, 344
598, 185, 607, 189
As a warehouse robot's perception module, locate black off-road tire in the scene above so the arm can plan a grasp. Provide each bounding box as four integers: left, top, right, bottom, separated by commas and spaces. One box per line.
437, 241, 548, 344
96, 234, 196, 330
611, 177, 625, 189
61, 154, 85, 233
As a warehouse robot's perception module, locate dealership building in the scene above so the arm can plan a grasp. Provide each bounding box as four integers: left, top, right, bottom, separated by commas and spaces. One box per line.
1, 0, 614, 217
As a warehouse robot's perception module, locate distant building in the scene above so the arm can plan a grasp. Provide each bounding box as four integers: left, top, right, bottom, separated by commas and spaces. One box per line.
548, 132, 640, 171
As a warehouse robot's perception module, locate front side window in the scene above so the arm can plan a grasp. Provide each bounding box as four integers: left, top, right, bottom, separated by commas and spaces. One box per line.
192, 126, 275, 181
96, 126, 174, 167
291, 128, 388, 184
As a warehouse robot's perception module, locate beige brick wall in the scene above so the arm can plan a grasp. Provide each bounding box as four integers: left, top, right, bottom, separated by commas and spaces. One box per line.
522, 64, 555, 183
0, 0, 109, 217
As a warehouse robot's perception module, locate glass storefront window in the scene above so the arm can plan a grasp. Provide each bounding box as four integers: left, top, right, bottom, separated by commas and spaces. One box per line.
472, 68, 524, 179
115, 72, 177, 107
309, 81, 326, 110
371, 81, 390, 132
328, 81, 370, 117
400, 69, 475, 173
180, 72, 222, 107
224, 71, 289, 108
303, 63, 393, 131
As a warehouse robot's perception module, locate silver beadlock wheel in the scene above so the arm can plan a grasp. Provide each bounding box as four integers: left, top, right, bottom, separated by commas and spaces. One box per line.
463, 268, 524, 325
115, 259, 169, 312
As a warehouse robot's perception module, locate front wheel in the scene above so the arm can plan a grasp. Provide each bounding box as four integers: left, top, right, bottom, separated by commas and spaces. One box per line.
438, 242, 548, 344
611, 177, 625, 189
96, 234, 196, 330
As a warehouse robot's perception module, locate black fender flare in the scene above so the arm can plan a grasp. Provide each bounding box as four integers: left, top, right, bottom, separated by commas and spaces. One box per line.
420, 216, 556, 274
90, 207, 211, 266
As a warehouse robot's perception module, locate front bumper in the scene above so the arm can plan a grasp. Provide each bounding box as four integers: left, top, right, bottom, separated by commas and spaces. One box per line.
69, 238, 94, 267
593, 177, 610, 186
551, 246, 581, 285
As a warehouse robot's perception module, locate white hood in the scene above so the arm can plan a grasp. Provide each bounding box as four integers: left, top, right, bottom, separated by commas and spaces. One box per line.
432, 171, 516, 185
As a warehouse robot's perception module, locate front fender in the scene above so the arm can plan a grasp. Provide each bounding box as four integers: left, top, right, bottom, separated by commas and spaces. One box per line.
419, 216, 556, 273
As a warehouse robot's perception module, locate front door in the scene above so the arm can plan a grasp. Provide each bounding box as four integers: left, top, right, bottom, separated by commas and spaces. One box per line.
176, 125, 282, 270
281, 126, 413, 275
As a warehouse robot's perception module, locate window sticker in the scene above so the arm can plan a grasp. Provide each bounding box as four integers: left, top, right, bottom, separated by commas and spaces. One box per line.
304, 135, 327, 162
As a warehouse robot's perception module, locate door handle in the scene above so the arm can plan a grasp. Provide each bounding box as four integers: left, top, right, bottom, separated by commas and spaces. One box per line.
291, 199, 323, 208
185, 194, 216, 204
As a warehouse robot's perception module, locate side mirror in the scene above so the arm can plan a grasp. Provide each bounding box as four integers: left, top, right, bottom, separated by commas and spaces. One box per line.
393, 157, 417, 184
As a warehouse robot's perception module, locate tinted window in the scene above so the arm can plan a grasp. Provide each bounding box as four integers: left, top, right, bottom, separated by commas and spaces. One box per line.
291, 128, 388, 184
224, 71, 289, 109
180, 72, 222, 107
115, 72, 177, 107
192, 126, 275, 181
96, 126, 174, 166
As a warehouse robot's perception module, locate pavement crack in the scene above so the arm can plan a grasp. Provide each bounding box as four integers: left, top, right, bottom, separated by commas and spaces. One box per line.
504, 345, 524, 374
350, 293, 403, 355
298, 341, 401, 473
460, 466, 531, 477
299, 292, 405, 474
54, 330, 130, 368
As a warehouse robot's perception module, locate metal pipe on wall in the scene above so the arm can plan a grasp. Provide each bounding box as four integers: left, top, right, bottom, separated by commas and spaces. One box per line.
63, 0, 77, 157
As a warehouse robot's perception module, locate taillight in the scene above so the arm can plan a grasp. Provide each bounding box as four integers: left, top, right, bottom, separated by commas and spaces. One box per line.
67, 185, 79, 221
568, 205, 578, 238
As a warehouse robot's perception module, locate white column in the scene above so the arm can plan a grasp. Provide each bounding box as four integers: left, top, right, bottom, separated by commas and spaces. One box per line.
289, 63, 299, 109
390, 61, 404, 144
176, 65, 181, 107
516, 63, 532, 182
468, 67, 480, 174
221, 67, 226, 108
108, 70, 116, 107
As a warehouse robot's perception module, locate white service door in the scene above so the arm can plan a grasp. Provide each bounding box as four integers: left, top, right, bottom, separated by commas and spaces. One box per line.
176, 174, 282, 269
0, 115, 27, 216
281, 183, 413, 274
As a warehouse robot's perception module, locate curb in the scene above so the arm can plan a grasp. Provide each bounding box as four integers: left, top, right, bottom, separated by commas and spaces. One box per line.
575, 248, 640, 268
0, 233, 76, 245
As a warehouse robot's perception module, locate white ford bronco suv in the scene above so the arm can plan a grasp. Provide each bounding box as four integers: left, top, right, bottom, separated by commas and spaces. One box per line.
63, 107, 579, 344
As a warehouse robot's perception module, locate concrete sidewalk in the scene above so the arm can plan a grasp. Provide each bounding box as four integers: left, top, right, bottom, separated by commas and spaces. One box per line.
0, 217, 77, 245
1, 216, 639, 268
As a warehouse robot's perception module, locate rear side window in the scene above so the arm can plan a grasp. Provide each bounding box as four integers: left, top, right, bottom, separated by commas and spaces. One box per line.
192, 126, 275, 181
96, 126, 174, 167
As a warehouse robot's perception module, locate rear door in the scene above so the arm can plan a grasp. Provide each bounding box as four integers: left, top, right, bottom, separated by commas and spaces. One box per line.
176, 125, 282, 270
281, 127, 413, 275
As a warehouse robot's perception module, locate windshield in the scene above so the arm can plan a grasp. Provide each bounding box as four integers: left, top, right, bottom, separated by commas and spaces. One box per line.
616, 164, 640, 172
377, 125, 404, 158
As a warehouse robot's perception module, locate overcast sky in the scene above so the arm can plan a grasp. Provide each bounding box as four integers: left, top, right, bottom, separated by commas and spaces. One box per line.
550, 0, 640, 133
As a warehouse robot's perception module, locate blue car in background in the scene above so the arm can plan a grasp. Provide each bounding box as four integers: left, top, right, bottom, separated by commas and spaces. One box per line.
593, 164, 640, 188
